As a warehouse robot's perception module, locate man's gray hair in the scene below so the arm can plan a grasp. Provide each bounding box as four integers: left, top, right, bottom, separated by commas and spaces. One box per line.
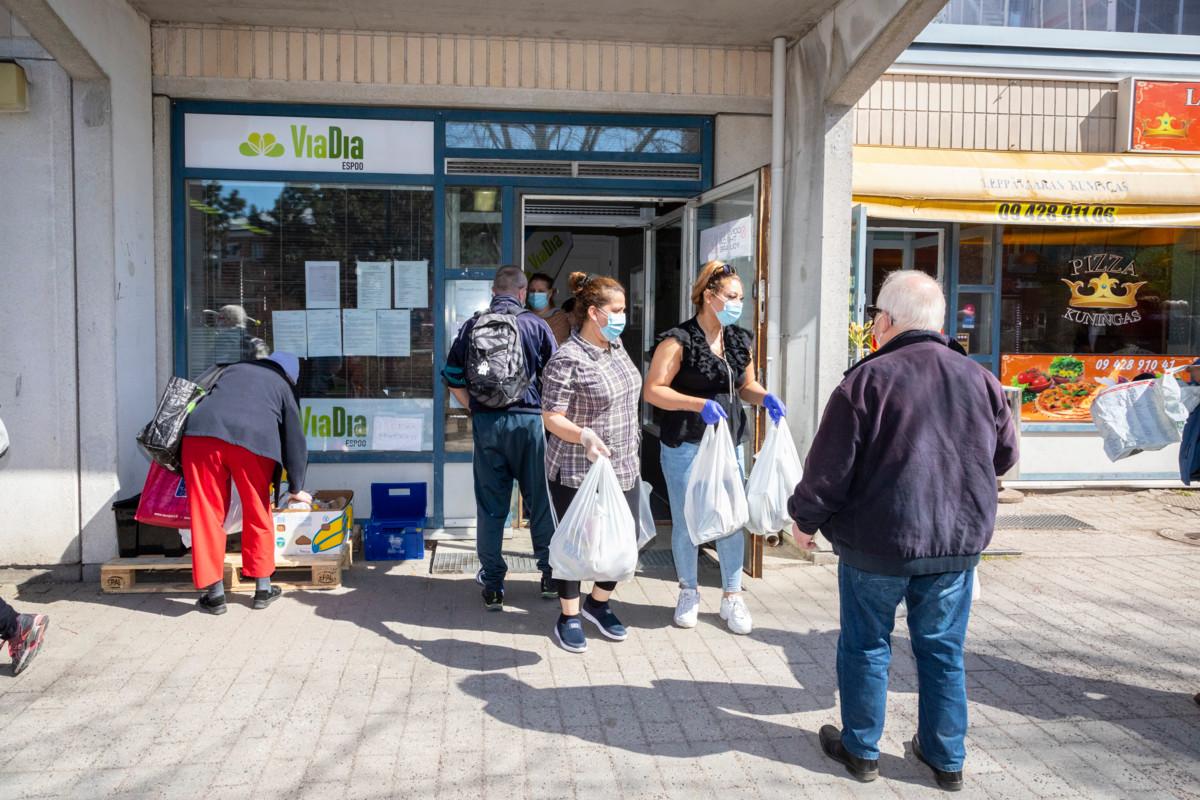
876, 270, 945, 333
493, 265, 528, 294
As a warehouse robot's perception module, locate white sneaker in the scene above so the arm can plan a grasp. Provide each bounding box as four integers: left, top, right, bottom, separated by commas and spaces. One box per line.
720, 594, 753, 635
674, 588, 700, 628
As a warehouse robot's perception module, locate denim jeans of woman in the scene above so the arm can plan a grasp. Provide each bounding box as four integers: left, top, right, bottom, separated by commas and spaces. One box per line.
659, 441, 744, 592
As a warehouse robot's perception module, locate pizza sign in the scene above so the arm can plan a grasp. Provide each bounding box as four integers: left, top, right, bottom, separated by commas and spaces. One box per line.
1002, 354, 1198, 423
1124, 79, 1200, 154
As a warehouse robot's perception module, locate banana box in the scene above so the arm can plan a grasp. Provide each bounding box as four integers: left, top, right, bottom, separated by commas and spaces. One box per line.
272, 490, 354, 558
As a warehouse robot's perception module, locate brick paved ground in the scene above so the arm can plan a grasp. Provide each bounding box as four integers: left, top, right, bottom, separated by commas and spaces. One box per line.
1, 490, 1198, 799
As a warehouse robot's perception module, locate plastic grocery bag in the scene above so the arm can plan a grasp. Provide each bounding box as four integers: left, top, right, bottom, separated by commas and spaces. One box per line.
135, 463, 191, 528
1091, 377, 1180, 461
549, 457, 638, 582
745, 418, 804, 536
684, 418, 749, 545
637, 480, 656, 549
178, 486, 242, 549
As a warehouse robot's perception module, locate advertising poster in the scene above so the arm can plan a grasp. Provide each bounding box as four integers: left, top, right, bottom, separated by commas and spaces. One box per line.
1127, 80, 1200, 154
1001, 354, 1198, 423
300, 398, 433, 451
699, 215, 754, 263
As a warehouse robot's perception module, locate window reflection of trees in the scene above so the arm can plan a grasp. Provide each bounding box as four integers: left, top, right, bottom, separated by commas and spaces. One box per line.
187, 180, 434, 400
446, 123, 700, 154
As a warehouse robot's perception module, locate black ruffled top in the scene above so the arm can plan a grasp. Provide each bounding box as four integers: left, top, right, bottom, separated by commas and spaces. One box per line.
650, 317, 754, 448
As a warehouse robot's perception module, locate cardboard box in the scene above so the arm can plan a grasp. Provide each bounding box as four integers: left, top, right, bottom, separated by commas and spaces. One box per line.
272, 490, 354, 557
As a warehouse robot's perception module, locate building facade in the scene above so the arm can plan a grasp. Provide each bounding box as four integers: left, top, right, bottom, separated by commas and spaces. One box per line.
0, 0, 945, 572
850, 4, 1200, 481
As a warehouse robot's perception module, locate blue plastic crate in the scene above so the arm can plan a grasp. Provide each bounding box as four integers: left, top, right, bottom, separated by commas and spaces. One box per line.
364, 482, 427, 562
363, 524, 425, 561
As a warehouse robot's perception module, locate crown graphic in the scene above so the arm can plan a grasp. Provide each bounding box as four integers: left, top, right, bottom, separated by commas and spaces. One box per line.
1061, 273, 1146, 310
1141, 112, 1192, 139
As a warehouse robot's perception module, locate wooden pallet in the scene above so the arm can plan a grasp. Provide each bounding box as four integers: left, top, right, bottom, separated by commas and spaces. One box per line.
226, 543, 351, 592
100, 556, 230, 594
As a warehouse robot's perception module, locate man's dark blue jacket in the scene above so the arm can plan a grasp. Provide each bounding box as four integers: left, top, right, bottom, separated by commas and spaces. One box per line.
788, 330, 1019, 576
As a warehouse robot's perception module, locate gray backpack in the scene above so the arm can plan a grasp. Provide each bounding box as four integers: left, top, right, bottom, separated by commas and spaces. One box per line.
465, 309, 531, 409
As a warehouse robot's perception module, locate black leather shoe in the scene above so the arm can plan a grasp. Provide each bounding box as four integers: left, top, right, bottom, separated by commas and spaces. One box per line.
252, 586, 282, 610
196, 595, 227, 615
912, 735, 964, 792
819, 725, 878, 782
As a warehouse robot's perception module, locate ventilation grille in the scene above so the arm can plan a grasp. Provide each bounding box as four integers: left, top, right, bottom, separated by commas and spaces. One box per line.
445, 158, 701, 182
445, 158, 573, 177
525, 203, 644, 218
577, 162, 702, 181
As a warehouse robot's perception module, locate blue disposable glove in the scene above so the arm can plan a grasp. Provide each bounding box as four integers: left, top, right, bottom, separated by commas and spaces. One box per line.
763, 393, 787, 424
700, 399, 728, 425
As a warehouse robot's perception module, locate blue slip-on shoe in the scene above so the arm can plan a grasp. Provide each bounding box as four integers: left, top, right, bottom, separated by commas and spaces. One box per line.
581, 598, 627, 641
554, 615, 588, 653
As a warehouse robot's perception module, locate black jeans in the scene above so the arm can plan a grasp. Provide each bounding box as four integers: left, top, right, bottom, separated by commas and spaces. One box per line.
547, 476, 639, 601
0, 597, 18, 640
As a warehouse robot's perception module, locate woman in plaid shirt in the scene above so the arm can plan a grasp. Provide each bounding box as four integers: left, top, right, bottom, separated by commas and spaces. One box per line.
541, 272, 643, 654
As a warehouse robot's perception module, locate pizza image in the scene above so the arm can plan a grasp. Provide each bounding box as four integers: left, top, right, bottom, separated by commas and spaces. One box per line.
1034, 380, 1099, 420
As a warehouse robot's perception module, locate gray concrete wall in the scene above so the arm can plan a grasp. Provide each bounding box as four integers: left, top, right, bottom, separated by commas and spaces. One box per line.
714, 113, 770, 183
0, 56, 81, 565
777, 0, 946, 452
4, 0, 155, 565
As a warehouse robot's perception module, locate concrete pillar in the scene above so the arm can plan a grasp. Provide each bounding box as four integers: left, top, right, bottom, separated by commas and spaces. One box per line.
4, 0, 153, 567
778, 0, 946, 451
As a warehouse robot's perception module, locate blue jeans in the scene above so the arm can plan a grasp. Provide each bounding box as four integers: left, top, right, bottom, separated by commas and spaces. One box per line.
659, 441, 744, 593
837, 562, 974, 771
472, 412, 555, 590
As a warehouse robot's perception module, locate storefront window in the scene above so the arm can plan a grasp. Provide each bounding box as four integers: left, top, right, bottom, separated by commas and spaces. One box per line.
446, 122, 701, 154
184, 179, 435, 453
446, 186, 502, 267
695, 185, 757, 336
444, 279, 495, 452
999, 226, 1200, 356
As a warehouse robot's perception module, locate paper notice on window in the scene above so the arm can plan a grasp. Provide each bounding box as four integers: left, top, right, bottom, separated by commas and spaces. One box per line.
305, 309, 342, 357
698, 216, 754, 263
376, 309, 412, 357
271, 310, 308, 358
341, 309, 378, 356
371, 415, 423, 452
355, 261, 391, 309
393, 260, 429, 309
305, 261, 341, 309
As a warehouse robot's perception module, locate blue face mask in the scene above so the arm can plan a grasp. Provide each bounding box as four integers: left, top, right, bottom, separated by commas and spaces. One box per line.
715, 298, 743, 326
599, 311, 626, 342
528, 292, 549, 311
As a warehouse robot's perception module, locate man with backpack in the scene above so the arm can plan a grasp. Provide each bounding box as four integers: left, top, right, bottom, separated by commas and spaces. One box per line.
443, 265, 558, 610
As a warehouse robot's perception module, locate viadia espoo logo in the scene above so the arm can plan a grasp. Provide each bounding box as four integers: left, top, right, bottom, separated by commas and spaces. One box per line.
238, 132, 285, 158
238, 124, 365, 160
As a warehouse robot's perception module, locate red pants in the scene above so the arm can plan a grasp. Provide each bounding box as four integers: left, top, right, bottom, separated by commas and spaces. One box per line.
181, 436, 276, 588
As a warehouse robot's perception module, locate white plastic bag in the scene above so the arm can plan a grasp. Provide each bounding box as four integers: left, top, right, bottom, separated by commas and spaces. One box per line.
1091, 378, 1179, 461
636, 480, 656, 549
178, 486, 243, 549
684, 418, 749, 546
549, 457, 638, 582
745, 418, 804, 535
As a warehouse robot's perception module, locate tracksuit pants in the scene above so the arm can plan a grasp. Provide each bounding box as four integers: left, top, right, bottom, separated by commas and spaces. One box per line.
181, 436, 277, 589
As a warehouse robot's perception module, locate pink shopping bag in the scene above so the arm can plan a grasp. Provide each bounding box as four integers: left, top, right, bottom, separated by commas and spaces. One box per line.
135, 463, 191, 528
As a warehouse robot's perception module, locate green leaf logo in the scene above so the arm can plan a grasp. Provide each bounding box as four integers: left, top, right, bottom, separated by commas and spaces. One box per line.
239, 132, 285, 157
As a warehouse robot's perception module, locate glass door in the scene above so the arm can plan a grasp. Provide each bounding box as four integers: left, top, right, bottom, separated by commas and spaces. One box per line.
865, 226, 948, 325
640, 169, 769, 578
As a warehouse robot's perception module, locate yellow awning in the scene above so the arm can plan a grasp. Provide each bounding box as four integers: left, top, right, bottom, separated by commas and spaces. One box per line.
852, 146, 1200, 228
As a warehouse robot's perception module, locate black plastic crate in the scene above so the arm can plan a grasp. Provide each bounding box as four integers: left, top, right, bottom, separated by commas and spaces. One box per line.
111, 495, 188, 558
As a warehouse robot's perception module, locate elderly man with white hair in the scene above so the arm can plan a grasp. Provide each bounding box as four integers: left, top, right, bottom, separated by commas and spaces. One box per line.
788, 270, 1018, 792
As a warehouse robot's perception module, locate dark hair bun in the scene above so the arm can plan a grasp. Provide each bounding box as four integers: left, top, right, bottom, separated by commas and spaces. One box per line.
568, 272, 590, 296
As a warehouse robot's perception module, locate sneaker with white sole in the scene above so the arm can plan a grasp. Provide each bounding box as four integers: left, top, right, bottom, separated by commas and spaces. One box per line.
720, 594, 753, 635
673, 587, 700, 628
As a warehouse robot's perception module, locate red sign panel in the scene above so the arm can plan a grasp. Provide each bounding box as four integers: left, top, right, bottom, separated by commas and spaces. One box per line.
1128, 80, 1200, 154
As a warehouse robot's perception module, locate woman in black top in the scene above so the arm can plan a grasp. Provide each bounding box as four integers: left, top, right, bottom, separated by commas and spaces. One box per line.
644, 261, 786, 635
